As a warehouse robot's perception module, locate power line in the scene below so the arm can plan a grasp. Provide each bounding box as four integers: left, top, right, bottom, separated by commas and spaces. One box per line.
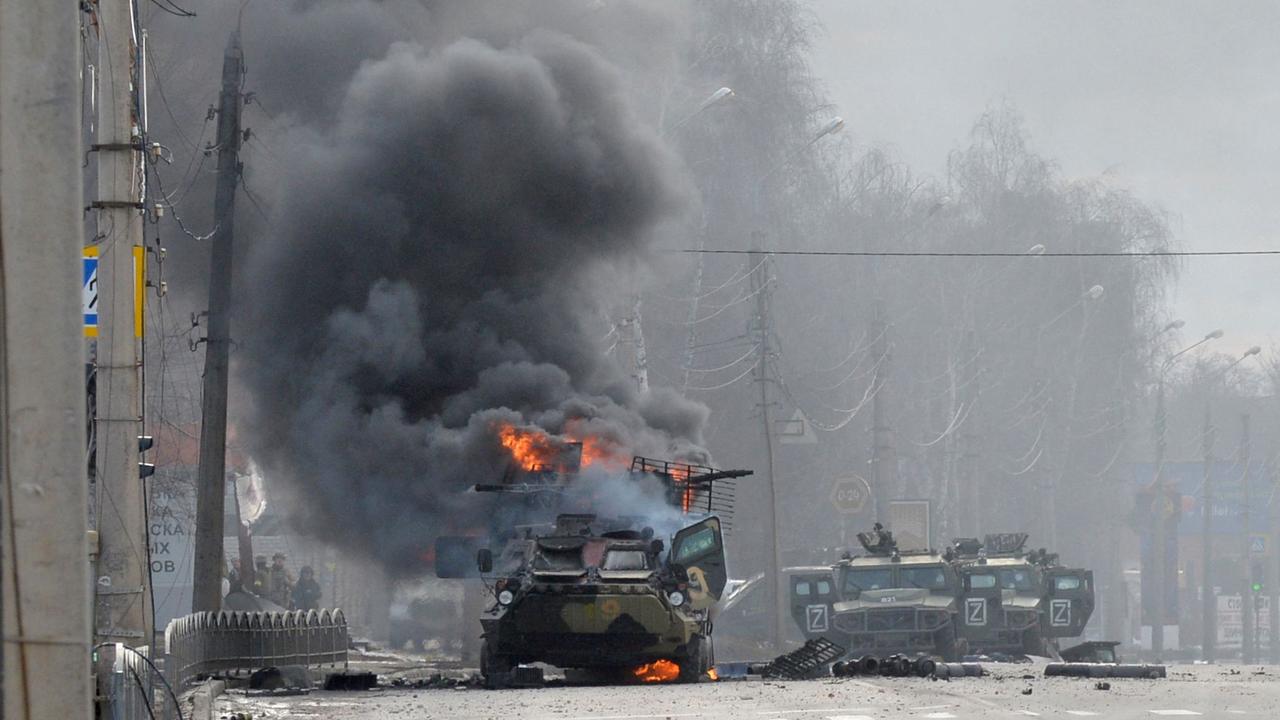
677, 248, 1280, 258
148, 0, 195, 18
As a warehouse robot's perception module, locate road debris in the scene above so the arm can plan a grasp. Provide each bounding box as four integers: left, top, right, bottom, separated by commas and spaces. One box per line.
761, 638, 846, 679
1044, 663, 1166, 679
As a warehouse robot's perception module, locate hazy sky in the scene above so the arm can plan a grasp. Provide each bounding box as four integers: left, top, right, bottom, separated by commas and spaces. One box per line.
810, 0, 1279, 358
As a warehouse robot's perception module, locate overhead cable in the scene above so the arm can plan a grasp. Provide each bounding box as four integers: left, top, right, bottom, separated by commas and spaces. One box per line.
678, 248, 1280, 258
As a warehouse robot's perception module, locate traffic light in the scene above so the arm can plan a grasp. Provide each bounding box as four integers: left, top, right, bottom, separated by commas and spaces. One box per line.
138, 435, 155, 479
1251, 559, 1264, 594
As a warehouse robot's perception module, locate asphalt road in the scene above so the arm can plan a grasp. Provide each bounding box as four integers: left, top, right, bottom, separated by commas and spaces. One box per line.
218, 663, 1280, 720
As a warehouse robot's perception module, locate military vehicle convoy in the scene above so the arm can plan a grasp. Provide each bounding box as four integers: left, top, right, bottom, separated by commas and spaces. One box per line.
436, 450, 749, 687
789, 526, 1093, 661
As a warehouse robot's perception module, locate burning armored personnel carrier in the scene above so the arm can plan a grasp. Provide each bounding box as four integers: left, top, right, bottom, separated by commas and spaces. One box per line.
436, 437, 750, 687
788, 527, 1094, 661
476, 510, 726, 684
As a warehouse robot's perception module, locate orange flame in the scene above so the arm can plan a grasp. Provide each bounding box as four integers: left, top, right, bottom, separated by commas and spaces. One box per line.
632, 659, 680, 683
498, 424, 566, 471
706, 667, 719, 681
496, 422, 628, 472
667, 465, 695, 513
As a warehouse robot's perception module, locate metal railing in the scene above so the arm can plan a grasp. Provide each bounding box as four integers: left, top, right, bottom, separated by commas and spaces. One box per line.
164, 608, 349, 691
99, 643, 184, 720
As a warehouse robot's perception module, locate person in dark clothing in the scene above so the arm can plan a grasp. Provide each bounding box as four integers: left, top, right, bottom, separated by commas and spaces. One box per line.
292, 565, 323, 611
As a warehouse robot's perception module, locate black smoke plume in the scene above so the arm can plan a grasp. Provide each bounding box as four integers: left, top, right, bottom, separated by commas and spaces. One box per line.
238, 29, 709, 572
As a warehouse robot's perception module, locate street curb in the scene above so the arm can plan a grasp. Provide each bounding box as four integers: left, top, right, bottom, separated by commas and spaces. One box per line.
183, 678, 226, 720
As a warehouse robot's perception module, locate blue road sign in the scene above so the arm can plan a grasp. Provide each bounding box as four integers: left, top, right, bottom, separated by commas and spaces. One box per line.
83, 248, 98, 334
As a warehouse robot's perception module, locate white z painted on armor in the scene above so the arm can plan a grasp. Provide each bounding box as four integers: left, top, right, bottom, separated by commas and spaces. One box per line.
806, 604, 829, 632
1051, 598, 1072, 627
965, 598, 987, 626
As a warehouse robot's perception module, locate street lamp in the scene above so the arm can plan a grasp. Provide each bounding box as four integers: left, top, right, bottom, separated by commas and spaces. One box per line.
959, 242, 1049, 533
610, 87, 738, 396
663, 87, 735, 137
1035, 284, 1106, 548
756, 116, 844, 192
811, 115, 845, 143
1151, 328, 1223, 659
1036, 284, 1106, 345
752, 115, 844, 654
1201, 343, 1261, 663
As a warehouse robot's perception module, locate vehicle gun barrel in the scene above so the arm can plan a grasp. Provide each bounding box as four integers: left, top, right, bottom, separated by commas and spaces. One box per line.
688, 469, 754, 483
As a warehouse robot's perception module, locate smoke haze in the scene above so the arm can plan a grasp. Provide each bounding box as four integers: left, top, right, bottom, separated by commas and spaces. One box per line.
230, 10, 710, 571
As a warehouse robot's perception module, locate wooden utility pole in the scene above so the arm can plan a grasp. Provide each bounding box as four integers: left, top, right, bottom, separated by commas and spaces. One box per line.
750, 243, 784, 651
92, 0, 152, 649
193, 34, 244, 613
0, 0, 93, 714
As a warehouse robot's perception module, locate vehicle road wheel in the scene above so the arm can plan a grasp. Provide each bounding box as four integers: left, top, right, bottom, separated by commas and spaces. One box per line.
480, 640, 513, 689
936, 628, 964, 662
678, 638, 712, 683
1022, 628, 1046, 657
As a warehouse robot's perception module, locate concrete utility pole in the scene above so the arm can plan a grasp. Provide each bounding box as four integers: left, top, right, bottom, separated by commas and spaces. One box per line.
750, 244, 785, 651
1241, 413, 1254, 663
743, 117, 840, 651
92, 0, 153, 649
958, 330, 981, 535
0, 0, 93, 714
614, 295, 649, 394
1197, 344, 1256, 662
1201, 405, 1216, 663
1151, 376, 1169, 659
193, 34, 244, 613
870, 298, 894, 523
1150, 330, 1221, 658
1268, 462, 1279, 664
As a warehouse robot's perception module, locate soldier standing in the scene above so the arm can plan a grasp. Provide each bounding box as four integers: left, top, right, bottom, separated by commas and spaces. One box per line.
267, 552, 295, 608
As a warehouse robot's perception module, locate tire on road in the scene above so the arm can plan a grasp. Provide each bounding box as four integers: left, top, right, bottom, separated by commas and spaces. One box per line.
1022, 628, 1047, 657
480, 640, 513, 689
678, 638, 713, 683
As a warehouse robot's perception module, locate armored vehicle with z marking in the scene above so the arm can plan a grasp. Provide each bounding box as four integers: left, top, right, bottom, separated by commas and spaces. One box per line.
949, 533, 1094, 657
789, 527, 1095, 662
789, 525, 965, 660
